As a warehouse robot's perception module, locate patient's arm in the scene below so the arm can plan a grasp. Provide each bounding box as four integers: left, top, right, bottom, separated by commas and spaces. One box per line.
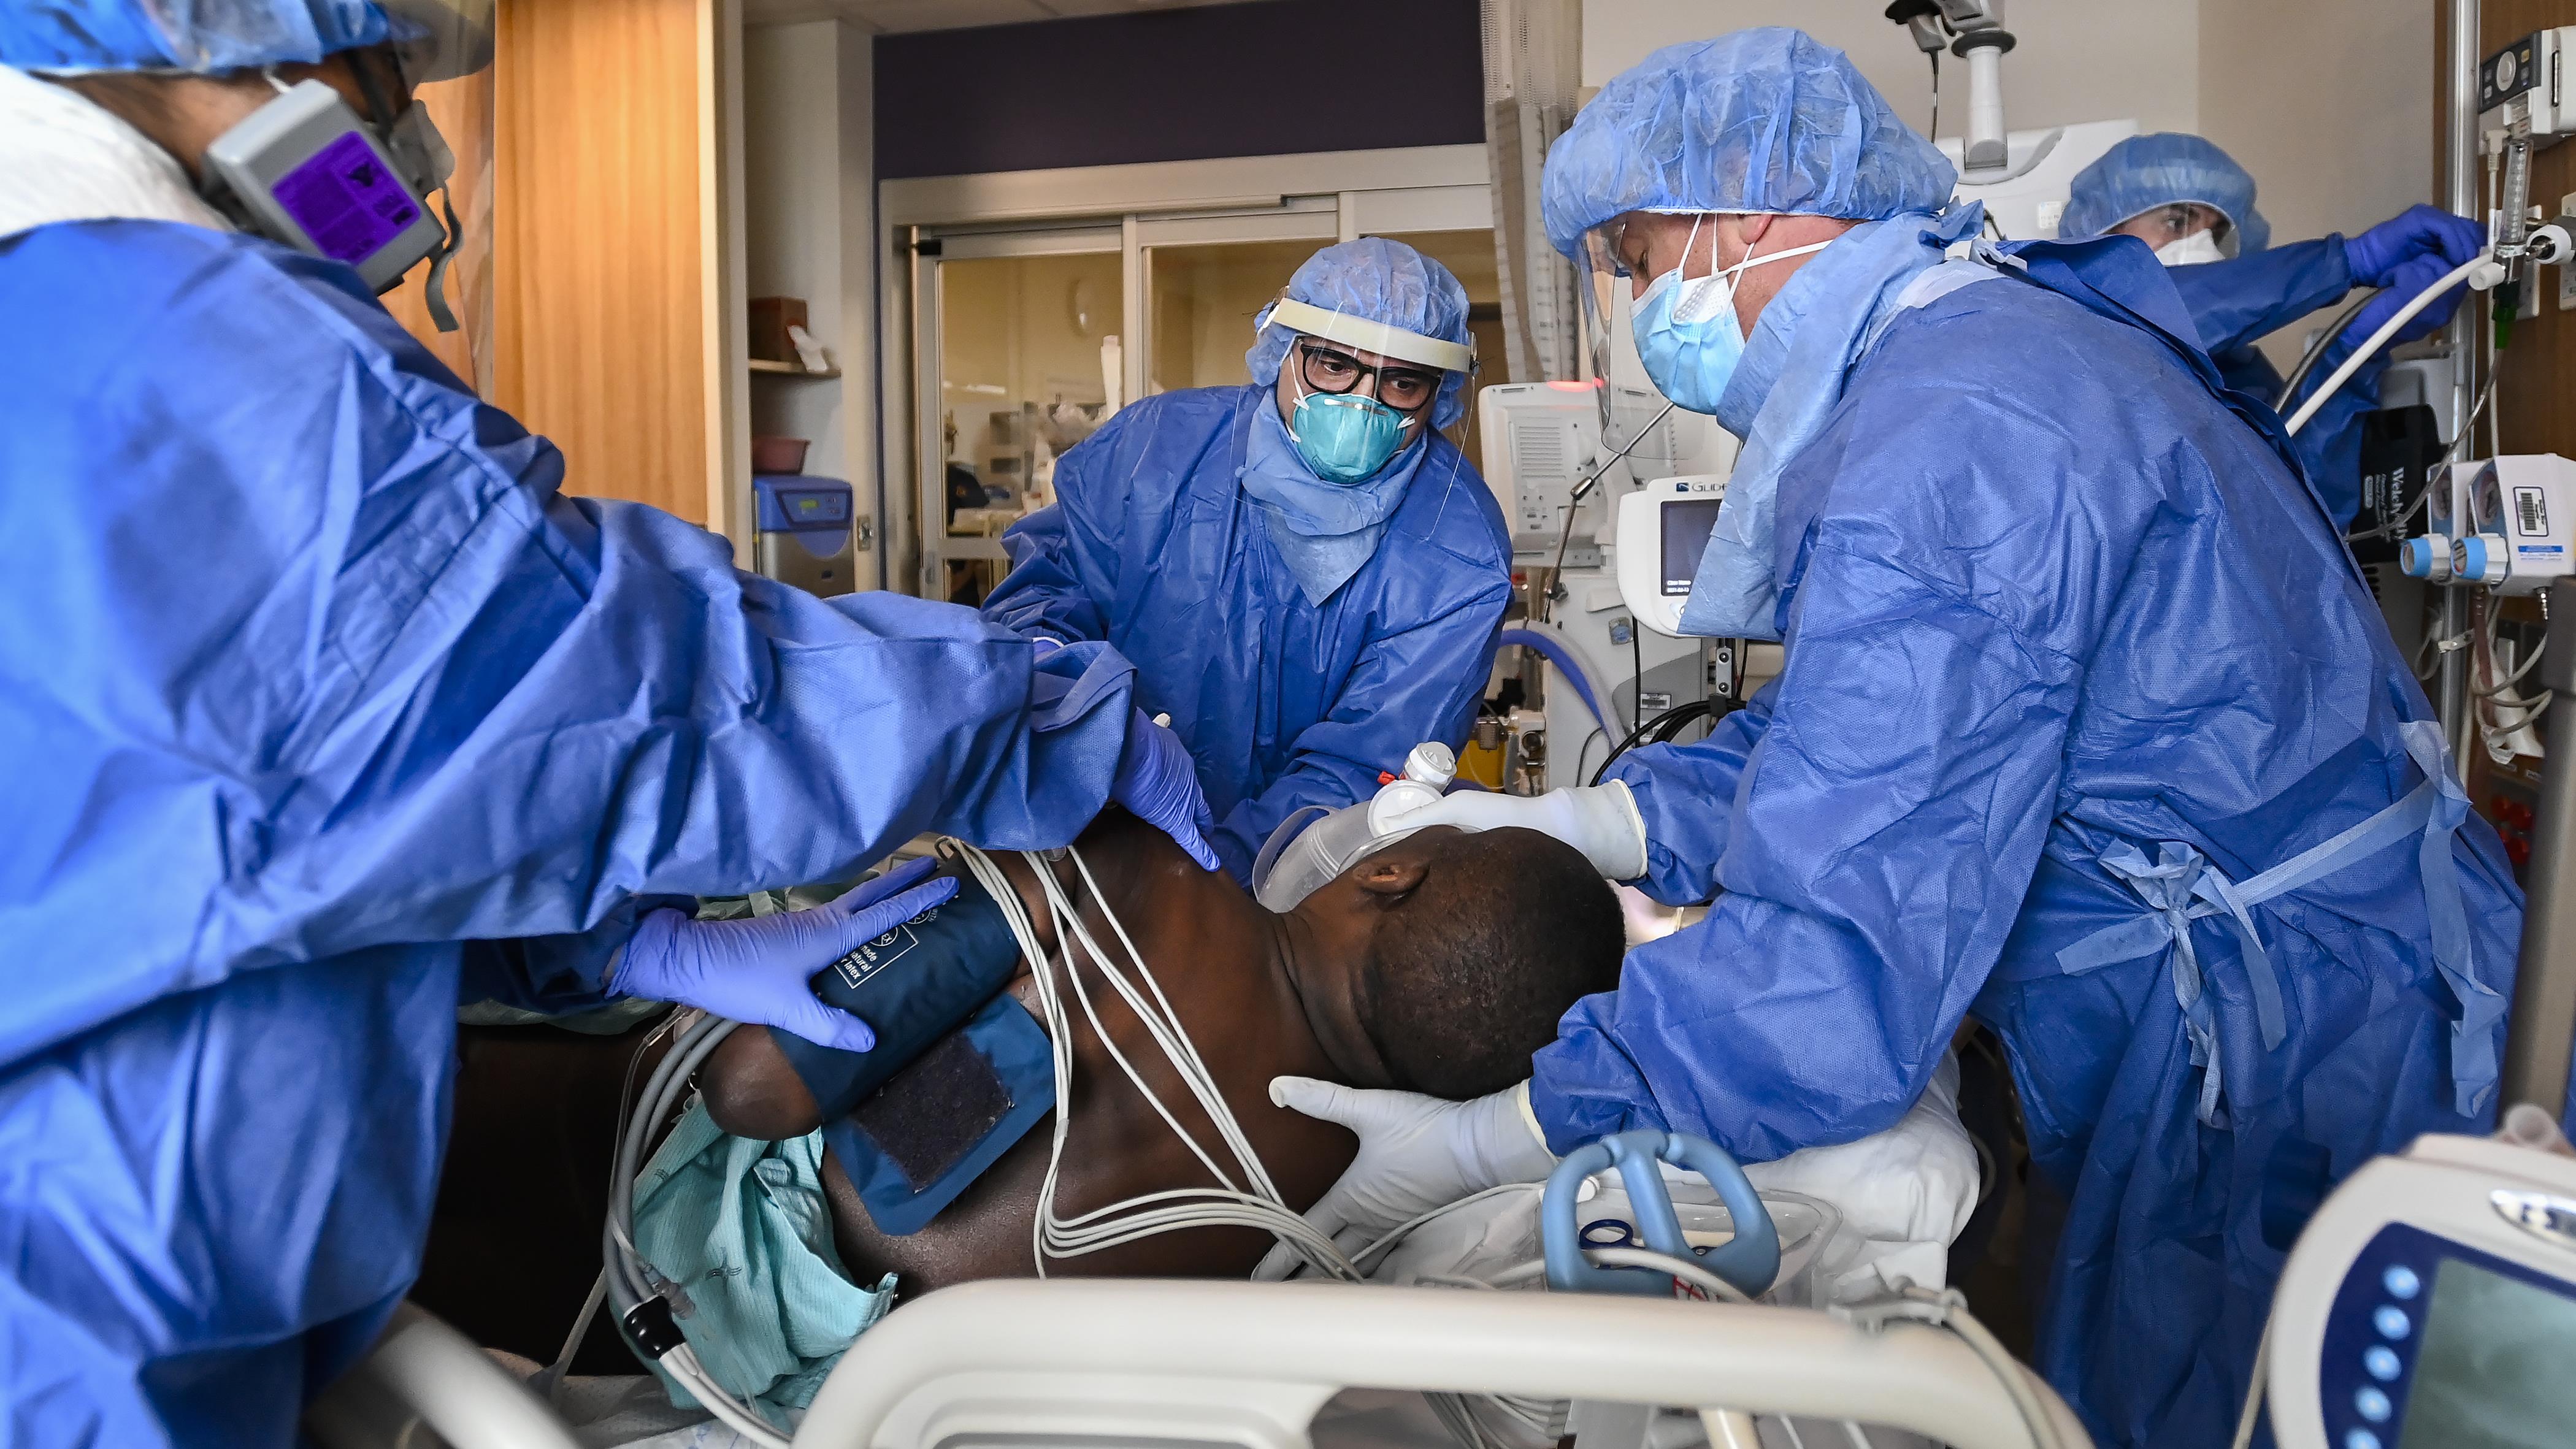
703, 849, 1059, 1141
703, 1029, 823, 1139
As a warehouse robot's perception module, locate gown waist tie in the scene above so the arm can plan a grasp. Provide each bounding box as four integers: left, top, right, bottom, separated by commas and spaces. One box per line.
2055, 721, 2501, 1126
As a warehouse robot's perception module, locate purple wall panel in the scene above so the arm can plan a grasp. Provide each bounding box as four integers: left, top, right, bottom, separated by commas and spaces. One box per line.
874, 0, 1484, 180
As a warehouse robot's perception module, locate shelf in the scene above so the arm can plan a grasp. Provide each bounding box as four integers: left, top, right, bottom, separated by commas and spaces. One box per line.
749, 357, 840, 379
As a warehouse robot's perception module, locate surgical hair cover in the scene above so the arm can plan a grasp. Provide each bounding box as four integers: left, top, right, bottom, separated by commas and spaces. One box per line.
1246, 237, 1475, 430
1541, 27, 1957, 259
2060, 132, 2272, 253
0, 0, 493, 81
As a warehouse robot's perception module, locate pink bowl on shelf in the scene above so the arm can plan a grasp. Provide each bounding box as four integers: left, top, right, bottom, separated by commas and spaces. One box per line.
752, 435, 810, 474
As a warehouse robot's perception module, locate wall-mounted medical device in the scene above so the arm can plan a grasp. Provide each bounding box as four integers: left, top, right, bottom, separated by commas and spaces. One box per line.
2399, 454, 2576, 594
2478, 32, 2576, 271
1887, 2, 2139, 239
1887, 0, 2017, 172
1478, 383, 1684, 562
2481, 30, 2576, 138
2265, 1128, 2576, 1449
1940, 119, 2139, 240
1616, 475, 1728, 638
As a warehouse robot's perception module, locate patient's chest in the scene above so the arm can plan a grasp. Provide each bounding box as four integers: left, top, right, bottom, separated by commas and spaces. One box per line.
819, 860, 1354, 1293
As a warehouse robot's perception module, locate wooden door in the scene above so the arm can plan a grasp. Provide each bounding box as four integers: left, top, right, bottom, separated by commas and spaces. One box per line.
389, 0, 736, 532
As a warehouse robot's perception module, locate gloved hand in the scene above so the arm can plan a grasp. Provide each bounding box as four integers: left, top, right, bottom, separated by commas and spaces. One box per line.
1115, 709, 1222, 871
1251, 1078, 1557, 1280
2344, 204, 2486, 288
2344, 253, 2469, 350
1370, 781, 1648, 881
609, 856, 959, 1051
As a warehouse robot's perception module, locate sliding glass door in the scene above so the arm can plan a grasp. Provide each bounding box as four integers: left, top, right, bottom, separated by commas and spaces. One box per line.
908, 184, 1494, 600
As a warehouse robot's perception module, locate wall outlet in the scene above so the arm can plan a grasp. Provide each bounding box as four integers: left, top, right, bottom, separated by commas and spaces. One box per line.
2559, 192, 2576, 311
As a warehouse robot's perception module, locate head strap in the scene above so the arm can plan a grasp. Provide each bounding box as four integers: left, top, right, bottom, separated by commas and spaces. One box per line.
1266, 297, 1473, 373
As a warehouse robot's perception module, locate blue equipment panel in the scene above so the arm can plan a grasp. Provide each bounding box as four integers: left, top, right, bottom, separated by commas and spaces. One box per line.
2318, 1220, 2576, 1449
753, 475, 853, 532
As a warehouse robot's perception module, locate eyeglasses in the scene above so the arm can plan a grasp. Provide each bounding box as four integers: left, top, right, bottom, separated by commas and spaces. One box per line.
1297, 340, 1441, 415
2140, 203, 2228, 245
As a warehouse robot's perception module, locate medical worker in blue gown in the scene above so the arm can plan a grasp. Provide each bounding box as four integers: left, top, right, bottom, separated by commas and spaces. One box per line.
981, 237, 1512, 884
2060, 133, 2488, 533
1265, 29, 2539, 1449
0, 5, 1216, 1444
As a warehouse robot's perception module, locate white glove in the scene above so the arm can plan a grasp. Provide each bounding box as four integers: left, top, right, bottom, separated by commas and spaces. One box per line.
1252, 1078, 1557, 1280
1374, 781, 1647, 881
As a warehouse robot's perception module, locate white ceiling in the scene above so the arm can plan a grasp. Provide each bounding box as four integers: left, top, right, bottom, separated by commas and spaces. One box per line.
742, 0, 1267, 34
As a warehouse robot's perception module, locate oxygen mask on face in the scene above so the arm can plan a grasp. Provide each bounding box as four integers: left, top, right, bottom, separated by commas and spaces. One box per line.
1251, 743, 1459, 911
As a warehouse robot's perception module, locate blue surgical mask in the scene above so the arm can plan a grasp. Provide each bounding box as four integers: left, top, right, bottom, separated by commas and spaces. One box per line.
1630, 220, 1835, 418
1288, 389, 1411, 483
1669, 206, 1987, 640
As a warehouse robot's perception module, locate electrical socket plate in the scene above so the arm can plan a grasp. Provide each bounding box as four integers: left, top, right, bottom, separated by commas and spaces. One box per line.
2561, 191, 2576, 310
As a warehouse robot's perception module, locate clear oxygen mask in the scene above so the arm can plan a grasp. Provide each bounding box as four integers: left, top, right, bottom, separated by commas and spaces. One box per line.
1251, 742, 1458, 912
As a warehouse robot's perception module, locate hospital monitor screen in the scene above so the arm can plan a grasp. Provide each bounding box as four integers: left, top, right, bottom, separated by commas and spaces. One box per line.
1661, 498, 1723, 597
2393, 1255, 2576, 1449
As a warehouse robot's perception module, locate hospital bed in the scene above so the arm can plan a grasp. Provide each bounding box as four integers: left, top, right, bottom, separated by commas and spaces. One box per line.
309, 1111, 2576, 1449
316, 1093, 2032, 1449
378, 838, 1998, 1449
307, 1277, 2081, 1449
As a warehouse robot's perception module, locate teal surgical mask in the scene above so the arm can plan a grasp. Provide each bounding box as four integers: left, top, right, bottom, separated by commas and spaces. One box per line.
1287, 387, 1411, 483
1630, 218, 1833, 418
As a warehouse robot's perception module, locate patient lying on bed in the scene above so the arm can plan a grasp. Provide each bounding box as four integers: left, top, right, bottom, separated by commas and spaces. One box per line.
695, 812, 1625, 1294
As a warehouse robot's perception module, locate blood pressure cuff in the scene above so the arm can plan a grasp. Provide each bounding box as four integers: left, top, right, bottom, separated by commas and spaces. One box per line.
824, 996, 1054, 1236
770, 868, 1056, 1235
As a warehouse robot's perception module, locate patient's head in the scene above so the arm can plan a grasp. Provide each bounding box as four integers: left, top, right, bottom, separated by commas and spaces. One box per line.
1294, 827, 1624, 1099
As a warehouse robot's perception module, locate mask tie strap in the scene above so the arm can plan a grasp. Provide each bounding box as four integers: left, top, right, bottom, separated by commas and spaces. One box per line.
416, 182, 462, 333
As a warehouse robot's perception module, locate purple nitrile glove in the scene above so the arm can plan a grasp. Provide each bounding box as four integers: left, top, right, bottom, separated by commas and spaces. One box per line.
610, 856, 960, 1050
2344, 204, 2486, 289
1114, 709, 1222, 871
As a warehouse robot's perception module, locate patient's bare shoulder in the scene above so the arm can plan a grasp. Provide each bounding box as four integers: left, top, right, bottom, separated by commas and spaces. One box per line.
703, 1028, 822, 1141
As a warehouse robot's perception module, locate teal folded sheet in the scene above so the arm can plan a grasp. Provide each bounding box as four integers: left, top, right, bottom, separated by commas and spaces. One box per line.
632, 1100, 896, 1421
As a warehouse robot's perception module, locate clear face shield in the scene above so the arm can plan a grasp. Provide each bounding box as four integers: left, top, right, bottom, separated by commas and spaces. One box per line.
1576, 216, 1686, 472
195, 0, 494, 347
2121, 201, 2239, 264
378, 0, 500, 85
1261, 294, 1475, 442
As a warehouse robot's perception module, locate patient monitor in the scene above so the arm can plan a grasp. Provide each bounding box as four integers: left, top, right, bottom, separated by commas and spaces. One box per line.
2265, 1126, 2576, 1449
1616, 475, 1727, 638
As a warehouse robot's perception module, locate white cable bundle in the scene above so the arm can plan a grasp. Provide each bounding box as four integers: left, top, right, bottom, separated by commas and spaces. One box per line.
950, 844, 1361, 1281
599, 1008, 797, 1448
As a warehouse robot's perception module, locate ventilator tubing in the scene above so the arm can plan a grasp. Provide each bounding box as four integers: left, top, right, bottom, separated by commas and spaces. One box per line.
2285, 251, 2499, 437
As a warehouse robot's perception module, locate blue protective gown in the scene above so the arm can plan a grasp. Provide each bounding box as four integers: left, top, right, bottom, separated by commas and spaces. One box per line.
1534, 238, 2531, 1448
0, 220, 1141, 1447
982, 385, 1513, 882
2164, 237, 2383, 532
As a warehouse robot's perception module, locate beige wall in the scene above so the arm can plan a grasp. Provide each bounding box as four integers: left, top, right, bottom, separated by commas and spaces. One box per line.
2199, 0, 2436, 363
1579, 0, 2437, 364
1580, 0, 2202, 139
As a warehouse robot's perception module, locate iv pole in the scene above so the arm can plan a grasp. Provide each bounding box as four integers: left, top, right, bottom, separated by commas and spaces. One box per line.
2503, 578, 2576, 1112
2442, 0, 2477, 771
